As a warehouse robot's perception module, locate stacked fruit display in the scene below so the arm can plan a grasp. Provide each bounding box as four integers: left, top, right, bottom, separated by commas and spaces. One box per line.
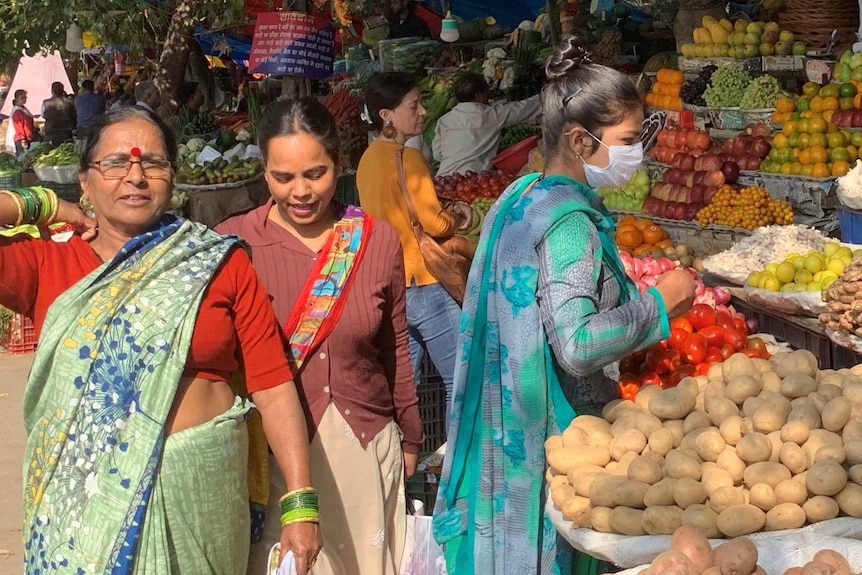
739, 75, 786, 110
696, 185, 794, 230
599, 169, 651, 212
833, 49, 862, 84
615, 216, 672, 258
681, 18, 806, 60
680, 65, 717, 107
720, 126, 774, 172
747, 242, 858, 292
703, 64, 751, 108
433, 170, 515, 204
649, 127, 712, 164
645, 69, 685, 111
175, 158, 263, 186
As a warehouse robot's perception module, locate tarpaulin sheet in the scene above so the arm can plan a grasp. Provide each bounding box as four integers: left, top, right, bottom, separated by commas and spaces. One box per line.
433, 0, 544, 29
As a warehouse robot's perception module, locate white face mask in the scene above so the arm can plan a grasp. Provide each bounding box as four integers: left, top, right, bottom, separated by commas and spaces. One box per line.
581, 132, 644, 189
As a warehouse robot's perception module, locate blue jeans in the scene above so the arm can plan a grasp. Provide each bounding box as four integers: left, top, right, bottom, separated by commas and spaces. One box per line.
406, 281, 461, 431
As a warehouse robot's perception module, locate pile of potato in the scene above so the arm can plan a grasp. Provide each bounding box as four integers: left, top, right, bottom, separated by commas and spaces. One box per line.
613, 524, 857, 575
547, 350, 862, 538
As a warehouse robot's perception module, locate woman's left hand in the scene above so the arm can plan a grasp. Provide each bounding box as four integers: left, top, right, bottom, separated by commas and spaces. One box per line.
404, 451, 418, 478
281, 521, 322, 575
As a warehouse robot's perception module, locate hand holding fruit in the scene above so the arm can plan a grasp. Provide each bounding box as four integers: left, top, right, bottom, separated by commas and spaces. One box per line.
655, 269, 697, 319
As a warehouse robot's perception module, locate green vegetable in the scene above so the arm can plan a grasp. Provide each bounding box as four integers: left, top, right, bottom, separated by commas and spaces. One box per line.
499, 125, 542, 151
0, 153, 21, 175
33, 143, 80, 167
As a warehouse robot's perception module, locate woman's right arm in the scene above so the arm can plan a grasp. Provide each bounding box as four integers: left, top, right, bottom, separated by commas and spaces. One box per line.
403, 148, 457, 238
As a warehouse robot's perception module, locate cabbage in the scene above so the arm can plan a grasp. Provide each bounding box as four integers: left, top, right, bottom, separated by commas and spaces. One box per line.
186, 138, 206, 153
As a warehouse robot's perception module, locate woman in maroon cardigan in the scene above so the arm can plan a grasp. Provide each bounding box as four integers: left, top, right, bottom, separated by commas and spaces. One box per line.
217, 98, 422, 575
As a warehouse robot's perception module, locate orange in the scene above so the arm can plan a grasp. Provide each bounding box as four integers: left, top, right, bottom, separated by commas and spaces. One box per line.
803, 82, 821, 97
810, 146, 829, 164
616, 225, 643, 249
810, 97, 824, 113
799, 148, 812, 165
843, 129, 853, 141
798, 118, 811, 134
852, 132, 862, 147
633, 244, 654, 257
783, 120, 799, 136
773, 133, 790, 149
840, 97, 856, 110
634, 218, 655, 232
790, 147, 801, 160
801, 110, 814, 119
797, 133, 811, 148
820, 84, 840, 98
811, 162, 830, 178
823, 96, 840, 111
776, 97, 795, 113
827, 122, 839, 133
848, 144, 858, 160
788, 133, 800, 148
780, 162, 793, 175
771, 111, 783, 124
809, 117, 828, 134
830, 147, 851, 162
797, 96, 811, 112
801, 164, 814, 177
791, 162, 803, 175
642, 225, 664, 244
809, 133, 828, 148
833, 160, 852, 176
828, 132, 848, 148
856, 93, 862, 109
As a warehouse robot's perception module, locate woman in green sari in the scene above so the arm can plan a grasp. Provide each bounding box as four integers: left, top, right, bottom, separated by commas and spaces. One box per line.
0, 107, 322, 574
433, 36, 697, 575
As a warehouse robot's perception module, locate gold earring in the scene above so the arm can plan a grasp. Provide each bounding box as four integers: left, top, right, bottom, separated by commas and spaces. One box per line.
382, 121, 397, 139
80, 196, 94, 213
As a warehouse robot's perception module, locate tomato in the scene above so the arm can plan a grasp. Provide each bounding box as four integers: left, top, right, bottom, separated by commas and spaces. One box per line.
619, 355, 642, 376
740, 348, 765, 359
671, 317, 694, 333
733, 317, 749, 336
705, 346, 723, 364
640, 371, 663, 388
723, 327, 747, 351
618, 373, 640, 401
695, 362, 713, 376
698, 325, 725, 349
681, 333, 708, 365
665, 349, 681, 363
668, 364, 696, 387
689, 304, 718, 330
720, 343, 735, 360
715, 311, 735, 331
668, 328, 690, 352
747, 337, 768, 354
645, 347, 670, 374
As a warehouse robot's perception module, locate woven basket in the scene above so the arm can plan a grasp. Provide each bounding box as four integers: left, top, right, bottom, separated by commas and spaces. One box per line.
780, 0, 858, 51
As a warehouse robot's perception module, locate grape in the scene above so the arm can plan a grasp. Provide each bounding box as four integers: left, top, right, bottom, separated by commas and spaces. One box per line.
681, 65, 717, 106
739, 75, 785, 110
703, 64, 752, 108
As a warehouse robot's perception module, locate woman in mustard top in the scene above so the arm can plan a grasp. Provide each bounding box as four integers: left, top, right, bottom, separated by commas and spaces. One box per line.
357, 72, 467, 426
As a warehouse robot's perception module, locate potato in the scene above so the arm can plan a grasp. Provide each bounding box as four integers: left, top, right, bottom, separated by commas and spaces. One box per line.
561, 495, 591, 524
781, 420, 811, 445
761, 371, 782, 395
678, 377, 701, 402
590, 506, 614, 533
768, 431, 783, 463
736, 432, 773, 464
611, 429, 647, 462
641, 505, 684, 535
562, 425, 588, 447
611, 414, 639, 438
813, 550, 851, 573
670, 523, 714, 573
743, 396, 765, 418
841, 440, 862, 467
815, 444, 846, 465
609, 506, 646, 535
821, 372, 845, 388
717, 449, 746, 483
649, 550, 695, 575
673, 477, 708, 510
603, 400, 638, 423
615, 451, 639, 476
545, 436, 563, 452
713, 536, 758, 575
587, 430, 613, 450
684, 411, 713, 435
569, 466, 607, 497
648, 428, 675, 456
808, 393, 829, 415
691, 430, 726, 464
849, 464, 862, 485
644, 477, 678, 507
634, 385, 662, 413
642, 451, 666, 468
707, 396, 741, 427
571, 414, 612, 435
664, 420, 686, 448
776, 349, 818, 379
634, 413, 664, 437
716, 504, 766, 537
666, 450, 702, 481
702, 568, 722, 575
819, 384, 844, 402
803, 495, 840, 523
650, 388, 697, 420
835, 482, 862, 517
781, 373, 819, 399
803, 430, 844, 467
800, 561, 839, 575
753, 404, 789, 434
749, 483, 777, 511
779, 442, 809, 475
719, 416, 745, 447
682, 504, 721, 538
548, 446, 611, 474
628, 456, 663, 486
709, 486, 746, 515
551, 484, 576, 509
842, 382, 862, 410
614, 479, 650, 509
708, 363, 725, 384
843, 416, 862, 442
546, 468, 556, 483
702, 467, 734, 496
774, 479, 808, 506
783, 569, 804, 575
765, 502, 806, 531
723, 354, 761, 382
727, 375, 763, 406
788, 404, 822, 430
806, 461, 848, 496
744, 462, 792, 490
589, 474, 625, 508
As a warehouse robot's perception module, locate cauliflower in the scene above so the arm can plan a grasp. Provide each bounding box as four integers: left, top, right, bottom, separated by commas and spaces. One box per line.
500, 67, 516, 91
177, 143, 189, 157
186, 138, 206, 153
486, 48, 507, 59
482, 58, 501, 81
236, 129, 252, 143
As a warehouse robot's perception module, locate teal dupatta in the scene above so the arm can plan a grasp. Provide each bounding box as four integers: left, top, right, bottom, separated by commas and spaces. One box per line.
432, 174, 638, 575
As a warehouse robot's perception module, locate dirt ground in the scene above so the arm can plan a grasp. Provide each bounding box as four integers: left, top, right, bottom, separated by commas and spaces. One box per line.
0, 352, 32, 569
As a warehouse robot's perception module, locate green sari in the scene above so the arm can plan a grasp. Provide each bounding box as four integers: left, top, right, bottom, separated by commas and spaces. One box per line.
23, 216, 248, 574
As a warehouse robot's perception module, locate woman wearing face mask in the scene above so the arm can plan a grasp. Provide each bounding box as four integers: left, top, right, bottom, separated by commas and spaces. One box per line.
432, 36, 696, 575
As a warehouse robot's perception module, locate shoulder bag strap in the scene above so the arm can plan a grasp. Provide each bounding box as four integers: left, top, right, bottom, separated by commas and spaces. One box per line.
394, 147, 426, 243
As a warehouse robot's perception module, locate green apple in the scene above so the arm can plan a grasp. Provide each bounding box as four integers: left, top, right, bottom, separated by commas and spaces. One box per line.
841, 49, 853, 65
744, 32, 761, 46
760, 43, 775, 56
851, 52, 862, 69
779, 30, 795, 44
744, 45, 759, 58
792, 42, 807, 56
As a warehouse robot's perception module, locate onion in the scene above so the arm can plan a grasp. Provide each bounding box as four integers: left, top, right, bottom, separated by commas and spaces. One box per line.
746, 317, 760, 334
636, 281, 649, 293
713, 286, 731, 306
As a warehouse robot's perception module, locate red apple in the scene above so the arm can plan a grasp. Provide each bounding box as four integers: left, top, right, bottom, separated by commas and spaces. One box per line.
673, 131, 689, 149
703, 170, 726, 187
722, 161, 740, 183
701, 155, 724, 171
750, 138, 772, 159
751, 122, 772, 139
684, 203, 702, 220
655, 200, 668, 218
732, 137, 750, 157
685, 172, 696, 187
852, 110, 862, 128
693, 171, 706, 186
687, 130, 711, 151
704, 186, 719, 204
689, 184, 706, 204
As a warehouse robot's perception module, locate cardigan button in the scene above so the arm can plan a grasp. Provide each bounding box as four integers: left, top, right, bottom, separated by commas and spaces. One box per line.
361, 432, 366, 439
319, 352, 327, 360
344, 409, 351, 416
323, 386, 330, 393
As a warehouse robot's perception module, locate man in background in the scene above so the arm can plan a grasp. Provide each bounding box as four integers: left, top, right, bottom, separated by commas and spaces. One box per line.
134, 80, 162, 113
387, 0, 431, 39
41, 82, 76, 146
75, 80, 105, 140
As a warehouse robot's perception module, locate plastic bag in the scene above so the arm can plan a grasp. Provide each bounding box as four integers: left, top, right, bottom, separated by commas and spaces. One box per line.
743, 285, 827, 316
400, 505, 448, 575
266, 545, 297, 575
34, 164, 78, 184
195, 145, 222, 166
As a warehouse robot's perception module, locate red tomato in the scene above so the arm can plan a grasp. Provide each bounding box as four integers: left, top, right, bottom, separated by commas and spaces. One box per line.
645, 347, 670, 375
720, 344, 735, 360
618, 372, 640, 400
671, 317, 694, 333
668, 328, 690, 352
705, 346, 723, 363
619, 355, 642, 376
740, 348, 764, 359
681, 333, 708, 365
747, 337, 768, 354
733, 317, 749, 336
724, 328, 747, 351
698, 325, 725, 349
665, 349, 681, 363
695, 362, 713, 376
640, 371, 663, 388
715, 311, 735, 331
689, 304, 718, 331
668, 364, 696, 387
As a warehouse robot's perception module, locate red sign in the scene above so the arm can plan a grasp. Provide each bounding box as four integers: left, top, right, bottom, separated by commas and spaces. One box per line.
249, 11, 335, 79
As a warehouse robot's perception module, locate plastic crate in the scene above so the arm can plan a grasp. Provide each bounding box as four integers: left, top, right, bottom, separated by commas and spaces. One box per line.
417, 354, 447, 456
405, 469, 441, 512
0, 172, 22, 188
3, 313, 37, 354
837, 207, 862, 244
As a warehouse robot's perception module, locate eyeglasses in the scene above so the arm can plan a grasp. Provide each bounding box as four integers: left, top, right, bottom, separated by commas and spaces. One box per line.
88, 158, 173, 180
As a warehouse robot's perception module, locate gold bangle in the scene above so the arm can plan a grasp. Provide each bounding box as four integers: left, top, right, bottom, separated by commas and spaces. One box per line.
47, 190, 60, 225
0, 190, 24, 227
279, 487, 317, 503
281, 516, 320, 526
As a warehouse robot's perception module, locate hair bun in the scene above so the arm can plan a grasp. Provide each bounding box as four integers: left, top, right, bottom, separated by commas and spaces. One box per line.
545, 36, 593, 80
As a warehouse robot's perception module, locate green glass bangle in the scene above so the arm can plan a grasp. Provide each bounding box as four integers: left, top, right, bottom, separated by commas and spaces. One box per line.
280, 501, 319, 515
37, 188, 53, 223
280, 493, 319, 509
16, 189, 39, 225
281, 510, 320, 524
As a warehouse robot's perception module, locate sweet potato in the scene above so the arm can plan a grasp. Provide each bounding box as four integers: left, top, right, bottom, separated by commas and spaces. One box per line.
670, 523, 714, 573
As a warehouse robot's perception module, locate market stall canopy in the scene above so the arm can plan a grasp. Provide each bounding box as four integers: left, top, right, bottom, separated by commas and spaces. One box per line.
1, 51, 73, 117
423, 0, 543, 29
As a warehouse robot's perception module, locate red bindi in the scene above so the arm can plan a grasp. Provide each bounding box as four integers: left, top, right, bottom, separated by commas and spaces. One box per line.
130, 147, 141, 157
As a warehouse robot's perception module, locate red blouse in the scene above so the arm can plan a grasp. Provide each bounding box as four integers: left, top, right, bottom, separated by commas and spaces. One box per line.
0, 233, 292, 394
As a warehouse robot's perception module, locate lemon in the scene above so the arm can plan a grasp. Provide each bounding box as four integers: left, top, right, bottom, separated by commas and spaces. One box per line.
826, 257, 846, 276
758, 274, 773, 290
765, 277, 783, 291
806, 281, 823, 291
776, 261, 797, 284
790, 256, 806, 270
841, 254, 853, 266
795, 269, 814, 284
853, 249, 862, 258
823, 276, 839, 289
823, 242, 841, 257
805, 254, 824, 274
766, 263, 779, 275
780, 283, 797, 292
785, 252, 802, 260
748, 271, 763, 287
838, 247, 854, 259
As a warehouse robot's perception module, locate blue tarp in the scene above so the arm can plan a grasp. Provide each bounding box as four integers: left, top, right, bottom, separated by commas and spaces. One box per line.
427, 0, 544, 29
196, 29, 252, 63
